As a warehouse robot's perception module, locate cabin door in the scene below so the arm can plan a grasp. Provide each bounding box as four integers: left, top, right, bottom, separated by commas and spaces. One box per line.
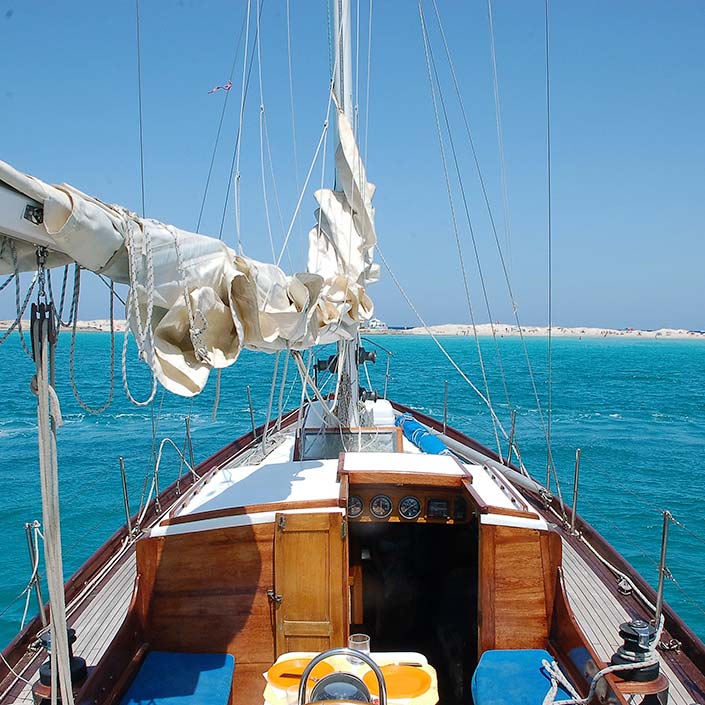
273, 511, 348, 655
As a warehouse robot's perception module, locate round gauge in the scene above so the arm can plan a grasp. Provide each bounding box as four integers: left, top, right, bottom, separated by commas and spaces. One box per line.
347, 495, 364, 519
369, 494, 393, 519
398, 495, 422, 520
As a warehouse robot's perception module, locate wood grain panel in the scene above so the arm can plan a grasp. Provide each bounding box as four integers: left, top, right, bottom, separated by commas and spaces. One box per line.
274, 512, 347, 655
137, 523, 276, 666
479, 524, 562, 654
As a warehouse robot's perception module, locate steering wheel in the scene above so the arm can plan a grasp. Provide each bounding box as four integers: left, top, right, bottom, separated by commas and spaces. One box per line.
297, 647, 387, 705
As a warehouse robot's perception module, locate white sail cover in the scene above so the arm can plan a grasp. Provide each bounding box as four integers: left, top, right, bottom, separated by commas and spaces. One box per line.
0, 110, 377, 396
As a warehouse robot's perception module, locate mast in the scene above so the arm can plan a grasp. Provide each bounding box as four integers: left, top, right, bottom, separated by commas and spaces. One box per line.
332, 0, 359, 428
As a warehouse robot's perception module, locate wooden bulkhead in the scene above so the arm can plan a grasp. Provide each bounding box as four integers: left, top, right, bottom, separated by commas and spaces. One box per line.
74, 445, 631, 705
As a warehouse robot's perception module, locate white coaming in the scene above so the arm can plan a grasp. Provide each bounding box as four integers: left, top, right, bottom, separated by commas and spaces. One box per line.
149, 507, 345, 538
168, 434, 341, 518
480, 514, 548, 530
151, 397, 542, 536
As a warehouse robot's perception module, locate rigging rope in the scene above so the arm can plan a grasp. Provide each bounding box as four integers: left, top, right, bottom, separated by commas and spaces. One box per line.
275, 350, 290, 431
285, 0, 301, 191
219, 0, 261, 242
234, 0, 253, 252
545, 0, 555, 489
541, 616, 664, 705
428, 0, 562, 495
486, 0, 513, 277
0, 238, 37, 357
263, 113, 294, 271
424, 4, 513, 421
31, 304, 75, 705
262, 350, 280, 446
376, 244, 509, 442
255, 0, 277, 262
68, 267, 116, 414
363, 0, 373, 164
196, 10, 248, 233
120, 218, 157, 407
417, 0, 502, 457
135, 0, 146, 218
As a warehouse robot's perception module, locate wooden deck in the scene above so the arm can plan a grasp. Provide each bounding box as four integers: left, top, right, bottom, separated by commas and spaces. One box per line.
4, 551, 136, 705
562, 538, 696, 705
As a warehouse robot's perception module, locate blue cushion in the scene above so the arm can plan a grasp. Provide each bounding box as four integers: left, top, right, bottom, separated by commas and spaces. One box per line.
472, 649, 574, 705
120, 651, 235, 705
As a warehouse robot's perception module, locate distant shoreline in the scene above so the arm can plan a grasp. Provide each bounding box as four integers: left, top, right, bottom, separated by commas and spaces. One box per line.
362, 323, 705, 340
0, 320, 129, 333
1, 320, 703, 340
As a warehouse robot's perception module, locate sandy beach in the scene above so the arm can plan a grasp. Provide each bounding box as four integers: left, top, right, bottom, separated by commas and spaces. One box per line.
363, 323, 705, 339
2, 319, 702, 339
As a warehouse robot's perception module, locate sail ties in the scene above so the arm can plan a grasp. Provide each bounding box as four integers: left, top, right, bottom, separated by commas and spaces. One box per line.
0, 152, 379, 398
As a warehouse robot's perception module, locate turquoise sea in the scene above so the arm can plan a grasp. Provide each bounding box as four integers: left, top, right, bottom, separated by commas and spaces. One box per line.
1, 332, 705, 649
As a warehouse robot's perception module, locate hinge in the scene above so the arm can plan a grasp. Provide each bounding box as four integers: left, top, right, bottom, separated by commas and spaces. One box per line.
266, 589, 283, 605
277, 515, 286, 530
341, 521, 347, 539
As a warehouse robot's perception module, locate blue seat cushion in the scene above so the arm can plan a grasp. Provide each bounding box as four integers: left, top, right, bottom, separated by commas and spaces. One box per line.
472, 649, 574, 705
120, 651, 235, 705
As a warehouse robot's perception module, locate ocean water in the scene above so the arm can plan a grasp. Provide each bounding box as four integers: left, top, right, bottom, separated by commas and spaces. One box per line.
1, 332, 705, 649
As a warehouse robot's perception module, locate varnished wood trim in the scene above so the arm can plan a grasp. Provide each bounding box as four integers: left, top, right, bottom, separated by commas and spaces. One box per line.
338, 473, 349, 508
540, 530, 562, 629
484, 506, 538, 520
478, 524, 496, 654
461, 478, 489, 514
342, 469, 463, 488
608, 672, 669, 696
161, 498, 341, 527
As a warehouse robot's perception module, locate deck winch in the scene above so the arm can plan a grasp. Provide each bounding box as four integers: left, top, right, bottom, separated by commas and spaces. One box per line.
610, 619, 659, 681
33, 627, 87, 703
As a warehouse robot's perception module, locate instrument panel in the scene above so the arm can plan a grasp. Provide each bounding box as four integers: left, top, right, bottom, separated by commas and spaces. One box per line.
346, 487, 469, 524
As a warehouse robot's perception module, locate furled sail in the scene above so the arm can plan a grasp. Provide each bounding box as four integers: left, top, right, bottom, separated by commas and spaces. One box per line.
0, 110, 376, 396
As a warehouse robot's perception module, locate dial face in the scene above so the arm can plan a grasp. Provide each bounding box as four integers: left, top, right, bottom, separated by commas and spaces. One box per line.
369, 494, 393, 519
347, 495, 364, 518
398, 495, 422, 520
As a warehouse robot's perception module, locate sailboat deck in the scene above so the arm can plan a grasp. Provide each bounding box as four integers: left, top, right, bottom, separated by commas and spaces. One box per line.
7, 552, 136, 705
562, 538, 694, 705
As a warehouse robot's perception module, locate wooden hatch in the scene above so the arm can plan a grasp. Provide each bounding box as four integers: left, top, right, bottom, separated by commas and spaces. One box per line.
273, 511, 348, 655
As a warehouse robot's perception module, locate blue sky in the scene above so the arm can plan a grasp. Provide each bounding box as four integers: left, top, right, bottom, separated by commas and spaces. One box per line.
1, 1, 703, 329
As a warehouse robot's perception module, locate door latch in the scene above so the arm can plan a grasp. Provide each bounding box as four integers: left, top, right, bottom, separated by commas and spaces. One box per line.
267, 589, 283, 605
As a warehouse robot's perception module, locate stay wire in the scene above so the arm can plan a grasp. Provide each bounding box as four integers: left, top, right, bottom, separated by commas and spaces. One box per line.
669, 515, 705, 551
418, 0, 502, 457
430, 0, 557, 488
376, 243, 509, 442
486, 0, 513, 276
219, 0, 262, 242
545, 0, 554, 488
135, 0, 146, 217
363, 0, 373, 165
285, 0, 300, 192
255, 0, 277, 261
196, 10, 248, 233
423, 1, 513, 417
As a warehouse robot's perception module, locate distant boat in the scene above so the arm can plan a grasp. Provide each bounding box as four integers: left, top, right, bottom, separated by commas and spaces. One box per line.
364, 317, 388, 331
